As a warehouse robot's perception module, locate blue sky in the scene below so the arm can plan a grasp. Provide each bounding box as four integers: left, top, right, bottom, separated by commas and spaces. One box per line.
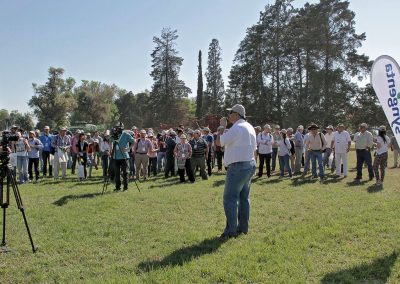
1, 0, 400, 114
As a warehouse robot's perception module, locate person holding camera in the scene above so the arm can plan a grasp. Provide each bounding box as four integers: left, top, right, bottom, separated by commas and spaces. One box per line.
219, 104, 257, 240
15, 130, 30, 184
111, 123, 134, 191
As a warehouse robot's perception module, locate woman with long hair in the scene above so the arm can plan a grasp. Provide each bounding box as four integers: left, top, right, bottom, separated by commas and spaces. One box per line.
373, 125, 391, 186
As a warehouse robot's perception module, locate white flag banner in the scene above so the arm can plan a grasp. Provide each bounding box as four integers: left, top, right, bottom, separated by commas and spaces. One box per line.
371, 55, 400, 145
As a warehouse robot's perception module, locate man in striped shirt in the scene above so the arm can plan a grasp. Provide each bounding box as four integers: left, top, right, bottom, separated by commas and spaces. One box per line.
189, 130, 208, 180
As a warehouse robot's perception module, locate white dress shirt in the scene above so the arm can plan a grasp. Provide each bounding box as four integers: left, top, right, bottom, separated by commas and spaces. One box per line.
332, 131, 351, 154
220, 119, 257, 167
324, 132, 334, 149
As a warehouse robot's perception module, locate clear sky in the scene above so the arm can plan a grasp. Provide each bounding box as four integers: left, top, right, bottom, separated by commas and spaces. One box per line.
1, 0, 400, 114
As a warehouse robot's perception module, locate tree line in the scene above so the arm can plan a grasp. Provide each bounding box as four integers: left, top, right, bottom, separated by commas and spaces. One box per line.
5, 0, 385, 132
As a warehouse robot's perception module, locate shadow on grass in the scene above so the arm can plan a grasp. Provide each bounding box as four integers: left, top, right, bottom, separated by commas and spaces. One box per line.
291, 177, 318, 186
137, 237, 222, 272
321, 252, 398, 283
213, 179, 225, 187
346, 180, 368, 187
148, 179, 182, 189
367, 183, 384, 193
53, 192, 105, 206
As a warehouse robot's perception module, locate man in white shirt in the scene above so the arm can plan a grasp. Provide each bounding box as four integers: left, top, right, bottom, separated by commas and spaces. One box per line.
331, 123, 351, 177
354, 123, 374, 181
219, 104, 257, 240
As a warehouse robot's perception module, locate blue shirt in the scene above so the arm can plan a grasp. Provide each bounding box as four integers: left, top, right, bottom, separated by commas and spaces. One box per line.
28, 138, 43, 158
294, 131, 304, 148
113, 132, 134, 160
40, 134, 53, 152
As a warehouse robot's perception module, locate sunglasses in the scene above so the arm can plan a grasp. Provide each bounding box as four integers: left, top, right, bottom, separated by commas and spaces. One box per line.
229, 111, 237, 115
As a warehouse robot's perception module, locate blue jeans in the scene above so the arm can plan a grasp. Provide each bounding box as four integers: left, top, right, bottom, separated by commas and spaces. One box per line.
279, 155, 292, 177
17, 155, 28, 183
303, 150, 311, 174
157, 151, 166, 172
323, 148, 332, 168
309, 150, 324, 178
223, 161, 256, 235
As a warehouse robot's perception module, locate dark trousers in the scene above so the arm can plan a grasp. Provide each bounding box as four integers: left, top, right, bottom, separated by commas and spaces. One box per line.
28, 158, 40, 180
178, 159, 195, 183
258, 153, 271, 177
71, 153, 78, 174
165, 154, 175, 177
129, 154, 135, 176
272, 148, 280, 171
215, 150, 224, 171
356, 149, 374, 179
79, 156, 88, 178
102, 155, 109, 178
148, 157, 157, 176
206, 152, 213, 176
42, 151, 53, 176
114, 159, 128, 190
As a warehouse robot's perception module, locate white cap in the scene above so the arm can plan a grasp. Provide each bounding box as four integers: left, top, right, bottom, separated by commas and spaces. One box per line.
227, 104, 246, 118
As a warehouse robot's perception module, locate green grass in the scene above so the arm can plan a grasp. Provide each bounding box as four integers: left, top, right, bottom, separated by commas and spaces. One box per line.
1, 153, 400, 283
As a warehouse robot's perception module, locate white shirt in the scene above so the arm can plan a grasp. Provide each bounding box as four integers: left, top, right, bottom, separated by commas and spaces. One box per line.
220, 119, 257, 167
376, 135, 390, 155
332, 130, 351, 154
278, 138, 292, 156
100, 141, 111, 152
257, 132, 274, 154
324, 132, 334, 149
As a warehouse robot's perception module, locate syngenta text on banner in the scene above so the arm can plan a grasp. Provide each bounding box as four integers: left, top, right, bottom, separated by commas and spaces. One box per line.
371, 55, 400, 145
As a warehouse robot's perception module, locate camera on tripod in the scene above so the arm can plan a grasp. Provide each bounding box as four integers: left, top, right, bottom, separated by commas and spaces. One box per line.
0, 130, 19, 162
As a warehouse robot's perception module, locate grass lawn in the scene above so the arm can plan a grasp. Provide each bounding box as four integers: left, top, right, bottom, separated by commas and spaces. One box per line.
1, 153, 400, 283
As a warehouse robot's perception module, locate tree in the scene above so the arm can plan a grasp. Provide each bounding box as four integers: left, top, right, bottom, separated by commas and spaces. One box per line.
28, 67, 76, 129
0, 109, 10, 130
8, 110, 34, 131
195, 50, 204, 119
149, 28, 191, 125
70, 80, 118, 126
204, 39, 225, 115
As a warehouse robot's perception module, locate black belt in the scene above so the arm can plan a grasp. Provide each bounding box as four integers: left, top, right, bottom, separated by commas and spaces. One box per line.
136, 152, 147, 154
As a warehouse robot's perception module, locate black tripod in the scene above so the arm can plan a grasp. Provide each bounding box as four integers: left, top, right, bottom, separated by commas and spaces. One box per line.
102, 140, 140, 195
0, 159, 37, 253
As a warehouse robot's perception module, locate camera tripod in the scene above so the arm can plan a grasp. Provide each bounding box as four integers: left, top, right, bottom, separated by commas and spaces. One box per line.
0, 160, 37, 253
102, 140, 140, 195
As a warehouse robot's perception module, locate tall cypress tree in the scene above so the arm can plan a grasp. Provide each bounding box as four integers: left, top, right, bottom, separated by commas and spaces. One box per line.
195, 50, 204, 119
205, 39, 225, 115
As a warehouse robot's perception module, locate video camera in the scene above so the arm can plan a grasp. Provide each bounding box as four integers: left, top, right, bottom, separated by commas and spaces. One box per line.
0, 130, 19, 162
110, 122, 124, 140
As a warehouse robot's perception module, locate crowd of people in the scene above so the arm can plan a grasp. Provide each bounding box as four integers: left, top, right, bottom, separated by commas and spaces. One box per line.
2, 118, 399, 189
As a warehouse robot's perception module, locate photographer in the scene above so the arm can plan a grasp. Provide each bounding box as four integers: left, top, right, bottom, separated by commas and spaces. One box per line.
111, 123, 134, 191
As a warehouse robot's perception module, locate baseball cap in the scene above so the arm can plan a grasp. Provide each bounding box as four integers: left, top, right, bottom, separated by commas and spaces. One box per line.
226, 104, 246, 118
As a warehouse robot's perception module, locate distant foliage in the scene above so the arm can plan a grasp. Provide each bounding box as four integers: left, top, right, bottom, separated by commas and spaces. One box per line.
227, 0, 371, 128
